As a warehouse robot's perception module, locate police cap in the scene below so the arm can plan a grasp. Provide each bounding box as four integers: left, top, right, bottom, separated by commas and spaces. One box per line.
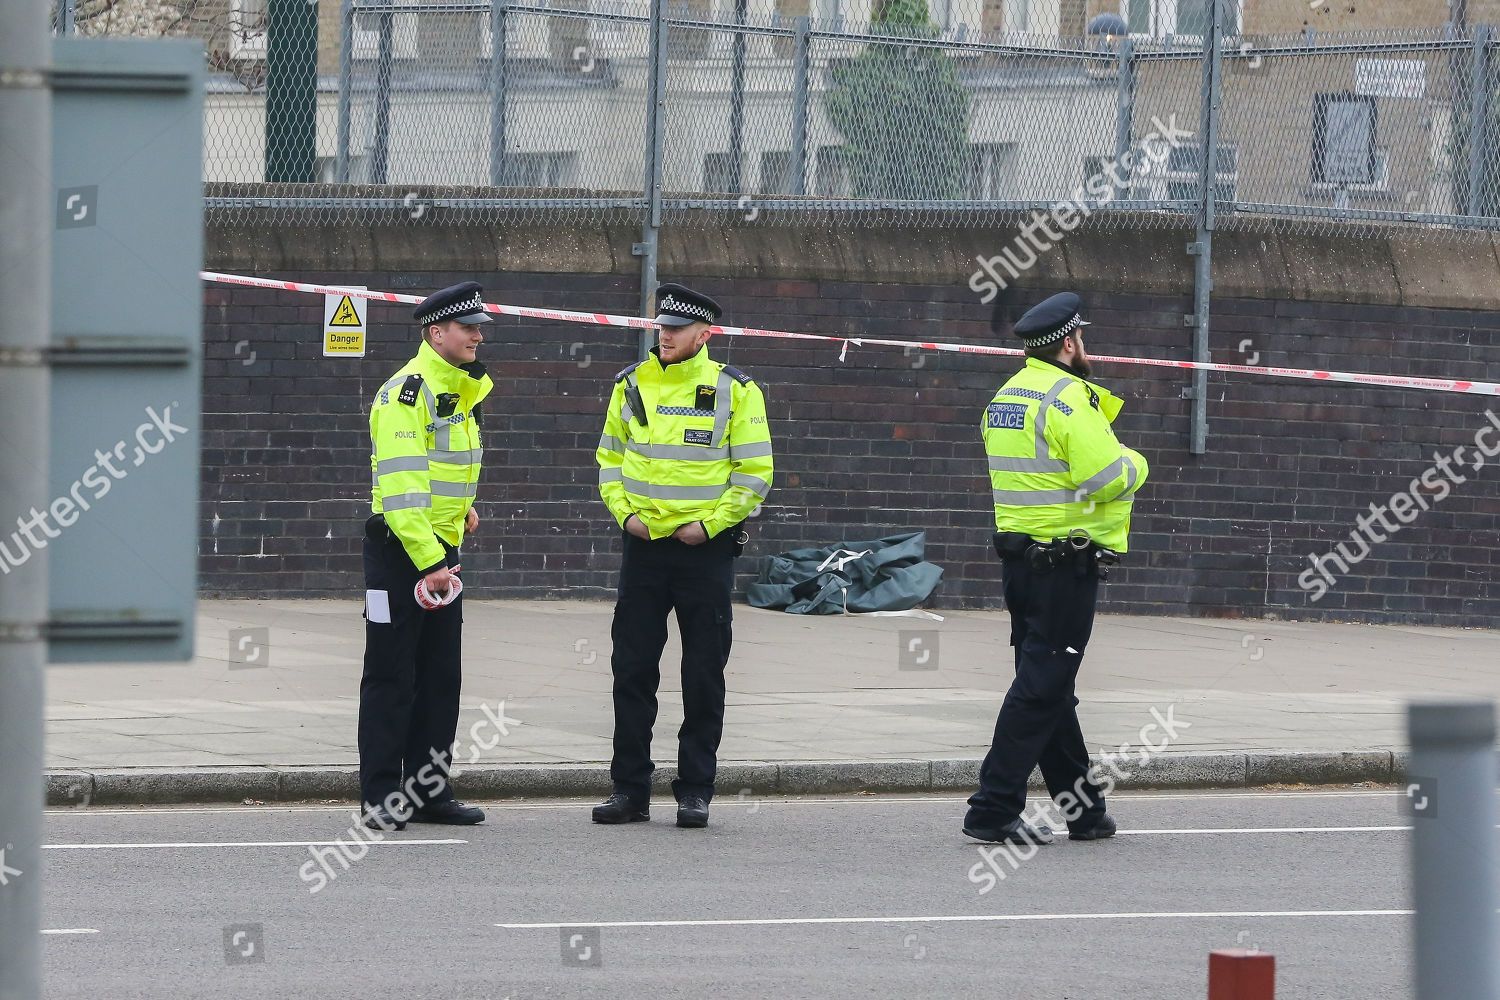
1013, 291, 1090, 349
414, 281, 493, 327
654, 283, 722, 328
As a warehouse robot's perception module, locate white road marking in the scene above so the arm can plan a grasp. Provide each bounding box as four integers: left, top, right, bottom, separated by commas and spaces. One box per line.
1116, 825, 1412, 835
42, 929, 99, 935
496, 909, 1413, 930
42, 839, 467, 850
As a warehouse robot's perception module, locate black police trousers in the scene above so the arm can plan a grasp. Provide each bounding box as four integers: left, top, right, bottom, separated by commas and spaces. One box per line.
609, 527, 735, 805
357, 516, 463, 811
966, 549, 1107, 832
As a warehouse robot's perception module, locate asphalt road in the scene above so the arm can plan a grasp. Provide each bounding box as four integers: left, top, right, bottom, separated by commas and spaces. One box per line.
36, 789, 1445, 999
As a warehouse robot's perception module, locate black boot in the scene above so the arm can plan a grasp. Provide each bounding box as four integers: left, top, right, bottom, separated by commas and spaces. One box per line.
1069, 813, 1117, 841
676, 796, 709, 829
962, 818, 1054, 845
592, 792, 649, 825
409, 800, 486, 825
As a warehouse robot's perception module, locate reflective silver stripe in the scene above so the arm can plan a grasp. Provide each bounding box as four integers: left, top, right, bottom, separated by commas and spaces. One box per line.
622, 477, 728, 501
729, 440, 774, 461
988, 455, 1069, 474
376, 375, 407, 403
380, 492, 432, 511
1077, 456, 1125, 497
598, 467, 624, 484
429, 448, 481, 465
710, 371, 735, 446
430, 480, 478, 498
730, 472, 771, 497
628, 441, 729, 461
599, 434, 626, 454
992, 487, 1081, 506
621, 402, 635, 424
1122, 454, 1140, 496
376, 455, 429, 477
1031, 377, 1074, 461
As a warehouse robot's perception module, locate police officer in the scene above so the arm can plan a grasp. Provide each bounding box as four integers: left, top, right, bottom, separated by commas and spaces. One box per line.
359, 282, 494, 830
964, 292, 1148, 845
592, 283, 774, 828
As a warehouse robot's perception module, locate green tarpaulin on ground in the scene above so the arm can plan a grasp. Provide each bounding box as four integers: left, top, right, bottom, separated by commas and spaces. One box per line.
746, 531, 944, 615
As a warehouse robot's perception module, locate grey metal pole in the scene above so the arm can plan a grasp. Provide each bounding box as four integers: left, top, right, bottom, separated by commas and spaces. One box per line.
636, 0, 668, 360
728, 0, 746, 193
488, 0, 508, 186
1467, 24, 1492, 217
1113, 36, 1135, 169
0, 0, 51, 995
1188, 0, 1224, 456
371, 0, 394, 185
1408, 701, 1499, 1000
788, 14, 810, 195
59, 0, 75, 34
335, 0, 354, 182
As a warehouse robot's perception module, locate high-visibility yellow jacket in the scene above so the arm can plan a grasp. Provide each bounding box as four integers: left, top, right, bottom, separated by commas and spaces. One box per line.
597, 346, 773, 540
984, 356, 1148, 552
369, 340, 493, 573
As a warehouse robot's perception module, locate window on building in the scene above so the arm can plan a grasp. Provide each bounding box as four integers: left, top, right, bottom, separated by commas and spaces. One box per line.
704, 152, 739, 193
506, 152, 580, 187
815, 146, 851, 197
1153, 140, 1238, 202
228, 0, 267, 58
968, 143, 1017, 200
759, 151, 794, 194
1123, 0, 1241, 38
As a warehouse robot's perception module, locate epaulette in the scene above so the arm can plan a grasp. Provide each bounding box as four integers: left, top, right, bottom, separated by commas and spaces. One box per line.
721, 364, 753, 386
397, 373, 423, 406
614, 360, 646, 383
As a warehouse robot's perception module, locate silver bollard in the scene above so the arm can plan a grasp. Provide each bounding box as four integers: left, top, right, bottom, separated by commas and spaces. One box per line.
1408, 701, 1499, 1000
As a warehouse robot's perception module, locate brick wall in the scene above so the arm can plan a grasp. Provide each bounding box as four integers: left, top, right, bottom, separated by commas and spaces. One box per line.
201, 218, 1500, 625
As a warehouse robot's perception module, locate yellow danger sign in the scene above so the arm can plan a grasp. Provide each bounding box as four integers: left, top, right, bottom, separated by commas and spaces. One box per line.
322, 286, 367, 357
328, 295, 362, 327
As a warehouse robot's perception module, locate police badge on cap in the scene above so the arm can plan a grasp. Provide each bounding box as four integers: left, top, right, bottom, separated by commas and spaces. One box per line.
1013, 291, 1090, 349
414, 281, 493, 327
654, 283, 723, 328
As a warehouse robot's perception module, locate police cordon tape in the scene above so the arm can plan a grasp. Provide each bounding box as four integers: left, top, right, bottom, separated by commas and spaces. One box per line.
201, 271, 1500, 398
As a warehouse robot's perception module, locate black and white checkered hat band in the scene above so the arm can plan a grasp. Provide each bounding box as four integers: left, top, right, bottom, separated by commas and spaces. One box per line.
419, 292, 485, 325
659, 295, 715, 322
1021, 313, 1086, 348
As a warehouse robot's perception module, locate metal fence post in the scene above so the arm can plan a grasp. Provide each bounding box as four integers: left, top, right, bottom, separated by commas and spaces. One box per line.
489, 0, 508, 187
728, 0, 746, 193
335, 0, 354, 182
59, 0, 75, 34
1408, 701, 1499, 1000
1113, 35, 1135, 168
788, 14, 811, 195
1467, 24, 1493, 217
0, 0, 51, 995
636, 0, 669, 360
1188, 0, 1224, 456
371, 0, 394, 185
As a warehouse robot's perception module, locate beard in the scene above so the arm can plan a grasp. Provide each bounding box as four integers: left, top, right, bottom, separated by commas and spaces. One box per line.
1071, 355, 1093, 378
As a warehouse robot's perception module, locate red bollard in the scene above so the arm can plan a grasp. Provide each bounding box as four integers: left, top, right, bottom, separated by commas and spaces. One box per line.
1209, 949, 1275, 1000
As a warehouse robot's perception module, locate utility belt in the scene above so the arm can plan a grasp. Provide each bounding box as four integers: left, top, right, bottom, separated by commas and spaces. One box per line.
992, 528, 1120, 579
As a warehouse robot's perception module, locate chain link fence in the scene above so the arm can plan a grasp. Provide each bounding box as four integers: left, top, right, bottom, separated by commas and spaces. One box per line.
52, 0, 1500, 239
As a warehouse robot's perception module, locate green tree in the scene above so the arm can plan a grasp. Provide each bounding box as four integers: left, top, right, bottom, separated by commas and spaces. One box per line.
824, 0, 972, 200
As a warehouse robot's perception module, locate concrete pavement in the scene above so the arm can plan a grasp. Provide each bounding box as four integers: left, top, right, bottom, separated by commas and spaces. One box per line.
41, 599, 1500, 803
